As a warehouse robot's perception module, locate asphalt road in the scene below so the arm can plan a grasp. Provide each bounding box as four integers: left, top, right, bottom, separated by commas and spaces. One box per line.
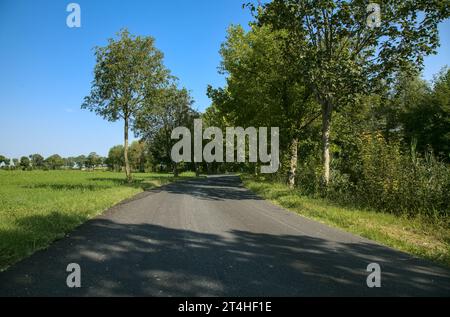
0, 175, 449, 296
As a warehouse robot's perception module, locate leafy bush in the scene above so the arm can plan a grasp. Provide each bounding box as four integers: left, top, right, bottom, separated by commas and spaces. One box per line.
356, 133, 450, 220
293, 132, 450, 223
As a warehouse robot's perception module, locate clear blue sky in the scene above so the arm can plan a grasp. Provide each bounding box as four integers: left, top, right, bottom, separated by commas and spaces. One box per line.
0, 0, 449, 159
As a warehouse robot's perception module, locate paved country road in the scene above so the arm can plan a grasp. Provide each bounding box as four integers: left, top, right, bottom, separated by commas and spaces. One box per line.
0, 175, 449, 296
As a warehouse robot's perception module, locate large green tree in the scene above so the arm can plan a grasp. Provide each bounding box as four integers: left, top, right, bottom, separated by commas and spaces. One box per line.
82, 29, 172, 182
253, 0, 449, 185
208, 25, 318, 187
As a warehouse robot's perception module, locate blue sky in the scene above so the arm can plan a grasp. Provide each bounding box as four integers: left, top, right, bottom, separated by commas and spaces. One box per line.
0, 0, 449, 159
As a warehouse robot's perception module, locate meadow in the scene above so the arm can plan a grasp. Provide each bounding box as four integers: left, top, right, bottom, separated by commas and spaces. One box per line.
0, 170, 193, 271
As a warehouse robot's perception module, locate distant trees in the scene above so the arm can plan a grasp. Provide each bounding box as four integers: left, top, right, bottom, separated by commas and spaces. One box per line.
82, 29, 172, 182
105, 141, 149, 173
0, 156, 11, 169
45, 154, 65, 170
19, 156, 30, 170
136, 85, 198, 176
85, 152, 102, 169
106, 145, 124, 171
73, 155, 86, 169
129, 141, 147, 173
29, 154, 44, 169
0, 152, 111, 171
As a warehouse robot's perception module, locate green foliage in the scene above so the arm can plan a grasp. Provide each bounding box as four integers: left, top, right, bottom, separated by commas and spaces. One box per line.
45, 154, 64, 170
294, 132, 450, 222
82, 29, 171, 124
19, 156, 30, 171
85, 152, 102, 169
208, 24, 318, 146
129, 141, 147, 172
137, 85, 198, 173
356, 133, 450, 220
0, 155, 8, 168
397, 67, 450, 160
252, 0, 449, 184
82, 29, 173, 181
106, 145, 124, 171
29, 154, 44, 169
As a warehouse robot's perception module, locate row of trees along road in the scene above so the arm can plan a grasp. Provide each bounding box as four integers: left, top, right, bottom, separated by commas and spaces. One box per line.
207, 0, 449, 188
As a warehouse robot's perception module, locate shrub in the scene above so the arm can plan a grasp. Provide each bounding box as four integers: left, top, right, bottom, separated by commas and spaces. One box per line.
291, 132, 450, 223
356, 133, 450, 220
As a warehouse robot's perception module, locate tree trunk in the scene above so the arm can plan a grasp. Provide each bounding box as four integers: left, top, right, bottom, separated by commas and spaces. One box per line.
321, 101, 333, 186
173, 163, 179, 177
124, 117, 132, 183
195, 163, 200, 177
287, 138, 298, 189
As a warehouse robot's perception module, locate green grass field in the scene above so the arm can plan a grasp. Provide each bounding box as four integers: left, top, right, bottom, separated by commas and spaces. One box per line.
0, 170, 193, 271
242, 175, 450, 268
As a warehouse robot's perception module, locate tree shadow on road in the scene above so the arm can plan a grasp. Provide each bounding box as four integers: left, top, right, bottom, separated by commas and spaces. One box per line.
158, 176, 265, 201
0, 216, 449, 296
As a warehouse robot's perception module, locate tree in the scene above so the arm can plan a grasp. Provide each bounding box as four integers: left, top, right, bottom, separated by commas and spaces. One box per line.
64, 157, 77, 169
254, 0, 449, 185
129, 141, 147, 172
2, 157, 11, 169
85, 152, 102, 169
45, 154, 64, 170
29, 154, 44, 169
395, 67, 450, 160
12, 158, 19, 169
82, 29, 172, 182
73, 155, 86, 169
19, 156, 30, 170
430, 67, 450, 159
136, 85, 197, 176
107, 145, 124, 171
207, 25, 318, 187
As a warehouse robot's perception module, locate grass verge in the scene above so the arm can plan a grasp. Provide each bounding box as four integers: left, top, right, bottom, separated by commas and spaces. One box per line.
241, 174, 450, 268
0, 170, 195, 271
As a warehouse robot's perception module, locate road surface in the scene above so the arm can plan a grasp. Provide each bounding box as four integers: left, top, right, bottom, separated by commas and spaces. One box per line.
0, 175, 449, 296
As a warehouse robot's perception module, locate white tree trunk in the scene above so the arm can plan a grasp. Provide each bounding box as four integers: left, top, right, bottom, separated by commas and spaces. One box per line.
287, 138, 298, 189
321, 102, 333, 186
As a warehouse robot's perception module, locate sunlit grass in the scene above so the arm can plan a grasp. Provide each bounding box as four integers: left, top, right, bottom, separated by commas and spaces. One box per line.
0, 170, 193, 271
241, 174, 450, 268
